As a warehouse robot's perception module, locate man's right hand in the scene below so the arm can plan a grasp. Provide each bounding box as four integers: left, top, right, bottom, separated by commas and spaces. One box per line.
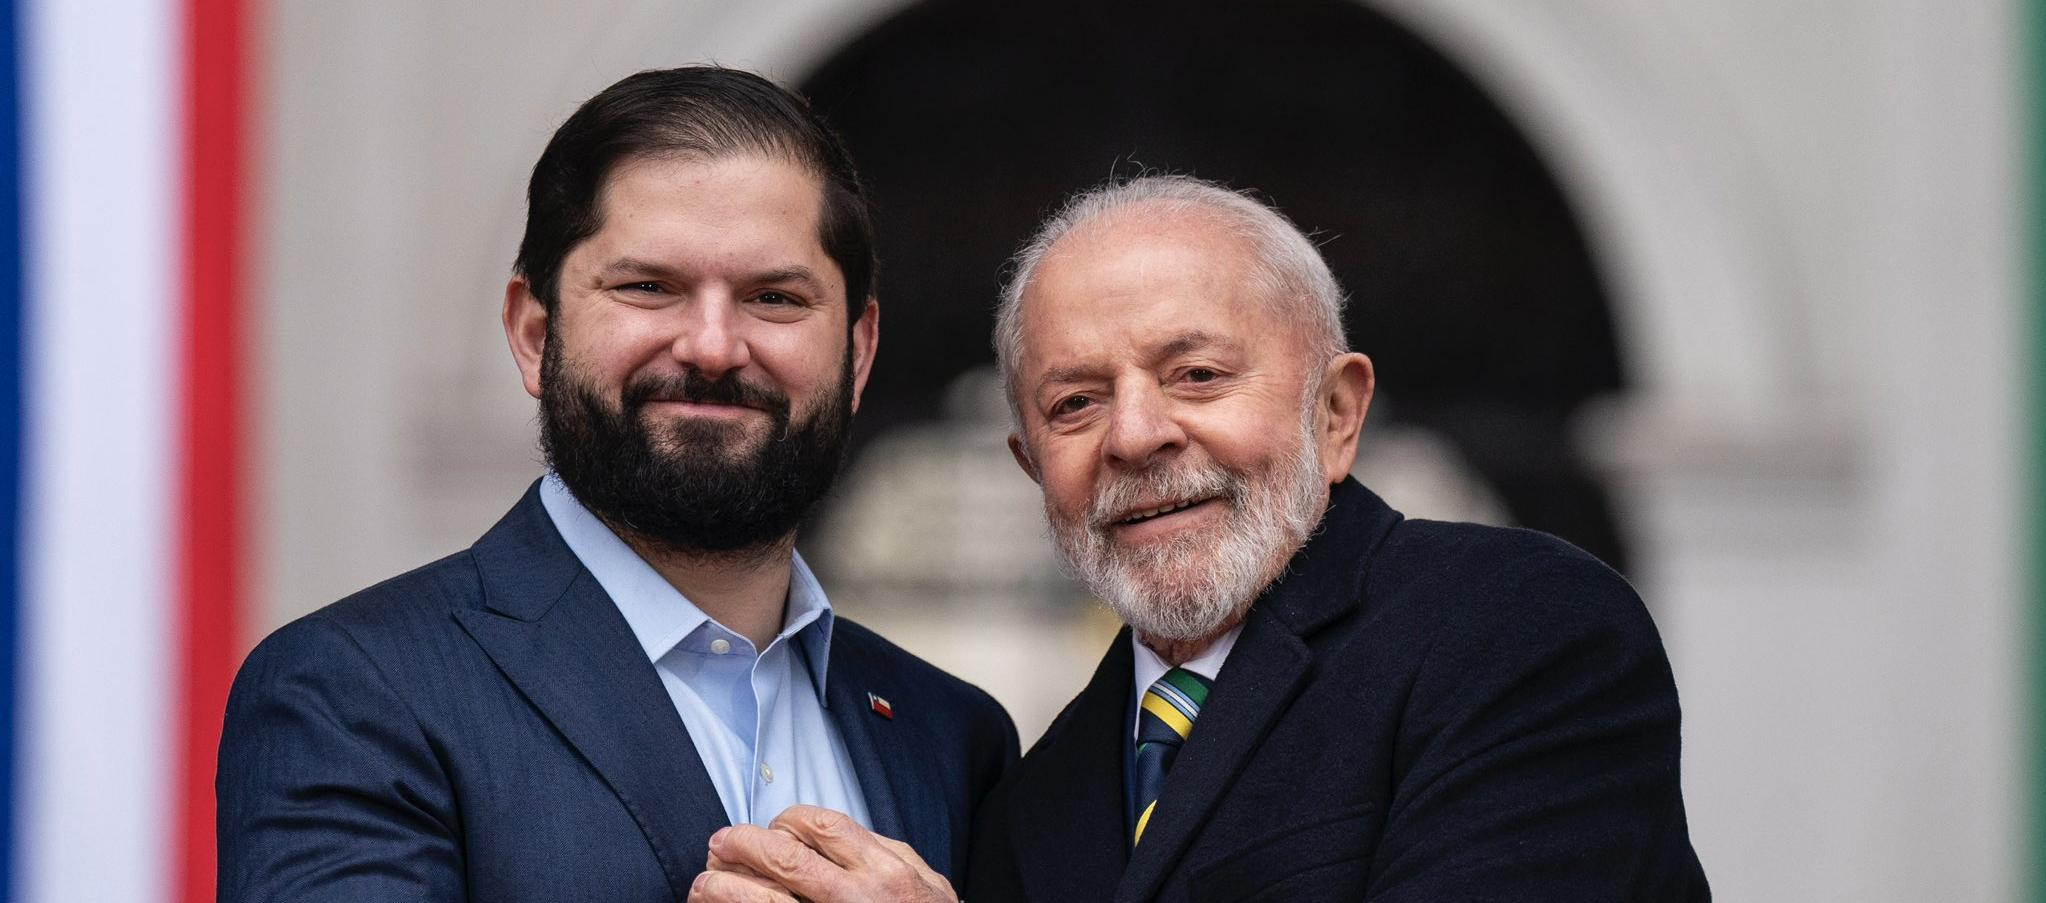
689, 805, 957, 903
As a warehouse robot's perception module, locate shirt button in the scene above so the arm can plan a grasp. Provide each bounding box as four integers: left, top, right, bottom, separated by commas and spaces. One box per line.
760, 763, 775, 783
709, 638, 731, 655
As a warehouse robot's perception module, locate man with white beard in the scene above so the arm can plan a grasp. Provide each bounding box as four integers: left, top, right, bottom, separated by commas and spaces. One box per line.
689, 176, 1708, 903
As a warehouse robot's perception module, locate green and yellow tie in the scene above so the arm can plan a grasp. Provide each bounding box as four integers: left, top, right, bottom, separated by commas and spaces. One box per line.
1132, 667, 1213, 846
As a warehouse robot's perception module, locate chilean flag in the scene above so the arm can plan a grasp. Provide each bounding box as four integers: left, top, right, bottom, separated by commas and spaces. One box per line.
5, 0, 252, 898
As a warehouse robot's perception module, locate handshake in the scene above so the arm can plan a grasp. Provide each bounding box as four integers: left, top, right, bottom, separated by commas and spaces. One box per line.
691, 806, 954, 903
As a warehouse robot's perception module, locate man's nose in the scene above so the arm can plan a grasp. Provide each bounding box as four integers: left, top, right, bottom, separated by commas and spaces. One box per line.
667, 296, 751, 378
1102, 384, 1186, 470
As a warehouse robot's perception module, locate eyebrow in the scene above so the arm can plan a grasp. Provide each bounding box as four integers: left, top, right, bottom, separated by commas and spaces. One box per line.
749, 265, 827, 292
1033, 330, 1235, 391
1158, 330, 1227, 359
1037, 363, 1104, 389
593, 259, 828, 293
594, 257, 684, 282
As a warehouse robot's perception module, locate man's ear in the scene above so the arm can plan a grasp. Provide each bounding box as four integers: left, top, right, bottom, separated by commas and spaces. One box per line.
1316, 353, 1375, 484
1008, 433, 1041, 484
848, 297, 880, 414
503, 277, 549, 399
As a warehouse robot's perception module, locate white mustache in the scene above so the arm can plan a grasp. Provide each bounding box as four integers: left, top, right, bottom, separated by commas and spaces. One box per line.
1086, 464, 1237, 531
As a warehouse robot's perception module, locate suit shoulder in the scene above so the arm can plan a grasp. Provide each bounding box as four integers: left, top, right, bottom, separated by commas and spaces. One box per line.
1358, 521, 1683, 770
1369, 518, 1656, 644
1379, 517, 1605, 579
325, 548, 488, 621
315, 548, 489, 630
1016, 689, 1091, 762
238, 549, 486, 685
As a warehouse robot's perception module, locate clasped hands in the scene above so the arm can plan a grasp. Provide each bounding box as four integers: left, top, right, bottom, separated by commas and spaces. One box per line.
689, 805, 958, 903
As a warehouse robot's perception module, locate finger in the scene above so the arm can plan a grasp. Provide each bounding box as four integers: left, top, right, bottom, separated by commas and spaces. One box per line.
767, 805, 892, 872
769, 807, 955, 901
688, 868, 798, 903
709, 824, 854, 900
706, 849, 769, 880
872, 835, 953, 896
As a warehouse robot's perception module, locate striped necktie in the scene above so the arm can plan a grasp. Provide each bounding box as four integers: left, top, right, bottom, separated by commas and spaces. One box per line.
1132, 667, 1213, 846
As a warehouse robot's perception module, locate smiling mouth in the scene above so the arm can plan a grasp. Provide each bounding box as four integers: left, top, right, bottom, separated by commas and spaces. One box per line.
1114, 495, 1223, 526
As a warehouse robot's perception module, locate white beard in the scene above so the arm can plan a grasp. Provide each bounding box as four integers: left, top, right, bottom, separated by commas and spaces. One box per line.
1046, 399, 1330, 643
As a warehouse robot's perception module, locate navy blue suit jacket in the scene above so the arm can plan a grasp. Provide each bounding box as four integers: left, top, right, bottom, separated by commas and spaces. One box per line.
218, 482, 1018, 902
967, 478, 1707, 902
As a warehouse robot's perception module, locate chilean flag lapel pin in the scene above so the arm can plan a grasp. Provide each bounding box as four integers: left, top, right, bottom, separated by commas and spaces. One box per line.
868, 692, 894, 720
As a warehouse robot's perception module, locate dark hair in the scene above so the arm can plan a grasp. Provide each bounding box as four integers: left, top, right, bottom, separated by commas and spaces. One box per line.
514, 67, 876, 318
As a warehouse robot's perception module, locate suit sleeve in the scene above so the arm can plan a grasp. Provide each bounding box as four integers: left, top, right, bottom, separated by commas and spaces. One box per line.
1366, 556, 1709, 902
217, 616, 463, 902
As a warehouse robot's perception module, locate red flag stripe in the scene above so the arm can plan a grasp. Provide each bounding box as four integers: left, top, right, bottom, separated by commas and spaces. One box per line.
175, 0, 250, 899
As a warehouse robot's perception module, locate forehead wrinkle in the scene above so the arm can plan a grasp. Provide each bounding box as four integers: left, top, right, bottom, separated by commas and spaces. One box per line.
1016, 218, 1258, 394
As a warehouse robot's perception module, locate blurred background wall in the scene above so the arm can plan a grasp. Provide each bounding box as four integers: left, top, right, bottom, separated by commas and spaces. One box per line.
7, 0, 2031, 899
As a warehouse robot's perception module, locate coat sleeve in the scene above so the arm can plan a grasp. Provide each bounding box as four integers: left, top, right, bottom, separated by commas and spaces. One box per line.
216, 616, 464, 902
1366, 555, 1710, 902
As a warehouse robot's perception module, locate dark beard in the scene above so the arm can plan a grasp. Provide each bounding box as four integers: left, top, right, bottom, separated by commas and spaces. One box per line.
538, 337, 853, 557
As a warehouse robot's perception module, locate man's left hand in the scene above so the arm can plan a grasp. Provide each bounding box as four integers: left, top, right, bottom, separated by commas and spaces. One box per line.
689, 805, 958, 903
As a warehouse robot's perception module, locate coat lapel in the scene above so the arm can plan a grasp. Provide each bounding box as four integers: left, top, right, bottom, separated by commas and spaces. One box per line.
450, 484, 726, 902
1115, 478, 1402, 902
1012, 633, 1135, 902
822, 636, 920, 852
1113, 612, 1312, 901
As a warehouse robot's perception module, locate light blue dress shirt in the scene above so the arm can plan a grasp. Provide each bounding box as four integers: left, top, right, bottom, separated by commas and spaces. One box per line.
539, 475, 873, 829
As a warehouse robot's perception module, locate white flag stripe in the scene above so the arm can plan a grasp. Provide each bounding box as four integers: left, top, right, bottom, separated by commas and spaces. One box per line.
18, 0, 181, 899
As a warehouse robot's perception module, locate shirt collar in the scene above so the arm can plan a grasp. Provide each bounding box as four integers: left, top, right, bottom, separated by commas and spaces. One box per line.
538, 474, 836, 694
1131, 622, 1243, 733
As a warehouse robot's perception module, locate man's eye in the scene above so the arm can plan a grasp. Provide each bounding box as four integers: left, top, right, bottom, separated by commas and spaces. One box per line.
1185, 368, 1218, 383
754, 291, 796, 305
1052, 395, 1094, 417
619, 282, 665, 293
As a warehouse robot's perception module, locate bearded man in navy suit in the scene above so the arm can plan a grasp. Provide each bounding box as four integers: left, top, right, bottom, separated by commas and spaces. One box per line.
694, 175, 1707, 902
216, 67, 1016, 902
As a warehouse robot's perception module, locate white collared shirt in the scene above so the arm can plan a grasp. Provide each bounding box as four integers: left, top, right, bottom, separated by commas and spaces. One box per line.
540, 475, 872, 829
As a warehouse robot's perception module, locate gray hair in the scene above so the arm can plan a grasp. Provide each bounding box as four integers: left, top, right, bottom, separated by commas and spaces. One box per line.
993, 174, 1350, 420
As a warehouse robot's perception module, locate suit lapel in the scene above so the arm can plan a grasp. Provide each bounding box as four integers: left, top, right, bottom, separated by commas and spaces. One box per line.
1115, 478, 1402, 902
451, 484, 725, 902
822, 637, 917, 848
1012, 633, 1135, 902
